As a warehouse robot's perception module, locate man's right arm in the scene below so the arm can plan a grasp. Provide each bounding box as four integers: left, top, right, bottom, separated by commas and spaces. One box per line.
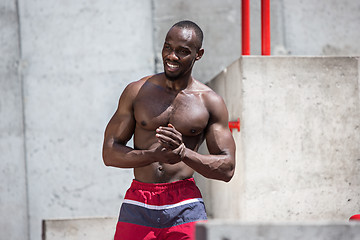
102, 81, 155, 168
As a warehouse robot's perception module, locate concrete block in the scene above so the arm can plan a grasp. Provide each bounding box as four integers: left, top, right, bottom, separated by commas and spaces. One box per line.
205, 57, 360, 222
42, 217, 117, 240
205, 59, 245, 219
196, 221, 360, 240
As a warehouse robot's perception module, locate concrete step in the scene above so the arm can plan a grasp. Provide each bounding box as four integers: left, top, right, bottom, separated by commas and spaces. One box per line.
196, 220, 360, 240
42, 217, 117, 240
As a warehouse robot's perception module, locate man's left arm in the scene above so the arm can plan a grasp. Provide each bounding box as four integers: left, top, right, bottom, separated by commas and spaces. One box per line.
156, 121, 235, 182
181, 94, 236, 182
154, 92, 236, 182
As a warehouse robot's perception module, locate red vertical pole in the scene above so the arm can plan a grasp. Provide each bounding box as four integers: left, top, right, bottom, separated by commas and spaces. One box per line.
242, 0, 250, 55
261, 0, 271, 55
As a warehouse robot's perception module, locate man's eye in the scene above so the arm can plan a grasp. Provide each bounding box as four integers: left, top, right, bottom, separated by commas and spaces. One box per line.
180, 49, 189, 55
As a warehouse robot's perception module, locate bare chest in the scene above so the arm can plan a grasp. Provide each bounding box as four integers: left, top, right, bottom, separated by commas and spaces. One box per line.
133, 89, 209, 136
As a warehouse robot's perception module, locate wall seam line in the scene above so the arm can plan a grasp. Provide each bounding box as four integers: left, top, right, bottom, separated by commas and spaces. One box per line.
358, 57, 360, 116
15, 0, 30, 239
280, 0, 288, 52
150, 0, 157, 74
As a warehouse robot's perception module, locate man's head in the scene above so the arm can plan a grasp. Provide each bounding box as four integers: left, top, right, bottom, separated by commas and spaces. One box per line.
162, 20, 204, 81
171, 20, 203, 51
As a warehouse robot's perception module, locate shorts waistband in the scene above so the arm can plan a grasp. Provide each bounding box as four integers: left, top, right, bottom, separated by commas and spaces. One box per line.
130, 178, 196, 191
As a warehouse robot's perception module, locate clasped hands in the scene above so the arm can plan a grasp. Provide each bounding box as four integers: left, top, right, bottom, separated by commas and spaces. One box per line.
155, 123, 186, 164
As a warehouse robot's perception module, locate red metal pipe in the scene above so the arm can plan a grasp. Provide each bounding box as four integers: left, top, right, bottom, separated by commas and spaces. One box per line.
261, 0, 271, 55
229, 118, 240, 132
242, 0, 250, 55
349, 214, 360, 221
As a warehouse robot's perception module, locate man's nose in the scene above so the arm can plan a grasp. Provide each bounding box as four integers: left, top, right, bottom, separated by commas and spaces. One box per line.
168, 50, 179, 60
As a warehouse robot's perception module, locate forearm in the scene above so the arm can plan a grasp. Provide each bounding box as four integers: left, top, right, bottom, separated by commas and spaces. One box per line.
182, 148, 235, 182
102, 141, 154, 168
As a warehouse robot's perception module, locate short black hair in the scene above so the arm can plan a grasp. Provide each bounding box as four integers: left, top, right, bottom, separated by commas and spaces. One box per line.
171, 20, 204, 50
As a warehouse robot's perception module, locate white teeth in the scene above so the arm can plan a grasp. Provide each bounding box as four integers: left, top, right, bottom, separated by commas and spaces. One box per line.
167, 62, 179, 68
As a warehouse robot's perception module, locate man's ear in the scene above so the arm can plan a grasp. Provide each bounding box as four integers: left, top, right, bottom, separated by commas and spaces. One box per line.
195, 48, 204, 61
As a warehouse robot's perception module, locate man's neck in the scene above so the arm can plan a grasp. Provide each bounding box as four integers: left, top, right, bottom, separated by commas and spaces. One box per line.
164, 74, 193, 92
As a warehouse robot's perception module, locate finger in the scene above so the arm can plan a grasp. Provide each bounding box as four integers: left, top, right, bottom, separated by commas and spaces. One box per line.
158, 124, 179, 133
157, 126, 177, 134
157, 138, 172, 149
156, 127, 182, 142
156, 134, 178, 148
172, 146, 181, 155
158, 134, 181, 147
157, 129, 178, 140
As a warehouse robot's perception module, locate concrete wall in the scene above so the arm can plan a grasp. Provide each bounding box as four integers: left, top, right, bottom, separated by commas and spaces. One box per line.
152, 0, 360, 80
204, 56, 360, 221
249, 0, 360, 56
1, 1, 242, 239
8, 1, 154, 240
281, 0, 360, 56
0, 0, 28, 239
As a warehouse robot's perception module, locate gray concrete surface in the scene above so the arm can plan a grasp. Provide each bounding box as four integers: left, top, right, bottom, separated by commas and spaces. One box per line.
196, 220, 360, 240
0, 0, 29, 239
18, 1, 154, 240
202, 56, 360, 221
282, 0, 360, 56
250, 0, 360, 56
42, 217, 117, 240
152, 0, 360, 77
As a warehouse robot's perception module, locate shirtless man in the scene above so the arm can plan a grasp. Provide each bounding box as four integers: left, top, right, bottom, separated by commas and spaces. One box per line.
103, 20, 236, 240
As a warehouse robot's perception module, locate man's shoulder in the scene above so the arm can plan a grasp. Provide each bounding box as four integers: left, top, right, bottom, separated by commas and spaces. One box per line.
191, 79, 214, 94
192, 80, 228, 118
128, 75, 154, 87
192, 80, 229, 123
193, 80, 224, 103
124, 75, 154, 92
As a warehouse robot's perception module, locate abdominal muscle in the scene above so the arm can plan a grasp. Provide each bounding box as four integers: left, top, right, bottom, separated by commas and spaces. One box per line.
134, 161, 194, 183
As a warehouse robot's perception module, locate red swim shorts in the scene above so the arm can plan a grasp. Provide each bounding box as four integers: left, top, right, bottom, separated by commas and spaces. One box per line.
114, 178, 207, 240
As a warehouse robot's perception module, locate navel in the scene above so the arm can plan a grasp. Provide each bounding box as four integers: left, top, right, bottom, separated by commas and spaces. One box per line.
141, 121, 147, 126
158, 162, 163, 171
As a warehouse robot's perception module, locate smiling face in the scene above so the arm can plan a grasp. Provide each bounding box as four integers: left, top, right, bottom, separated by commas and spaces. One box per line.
162, 26, 204, 81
